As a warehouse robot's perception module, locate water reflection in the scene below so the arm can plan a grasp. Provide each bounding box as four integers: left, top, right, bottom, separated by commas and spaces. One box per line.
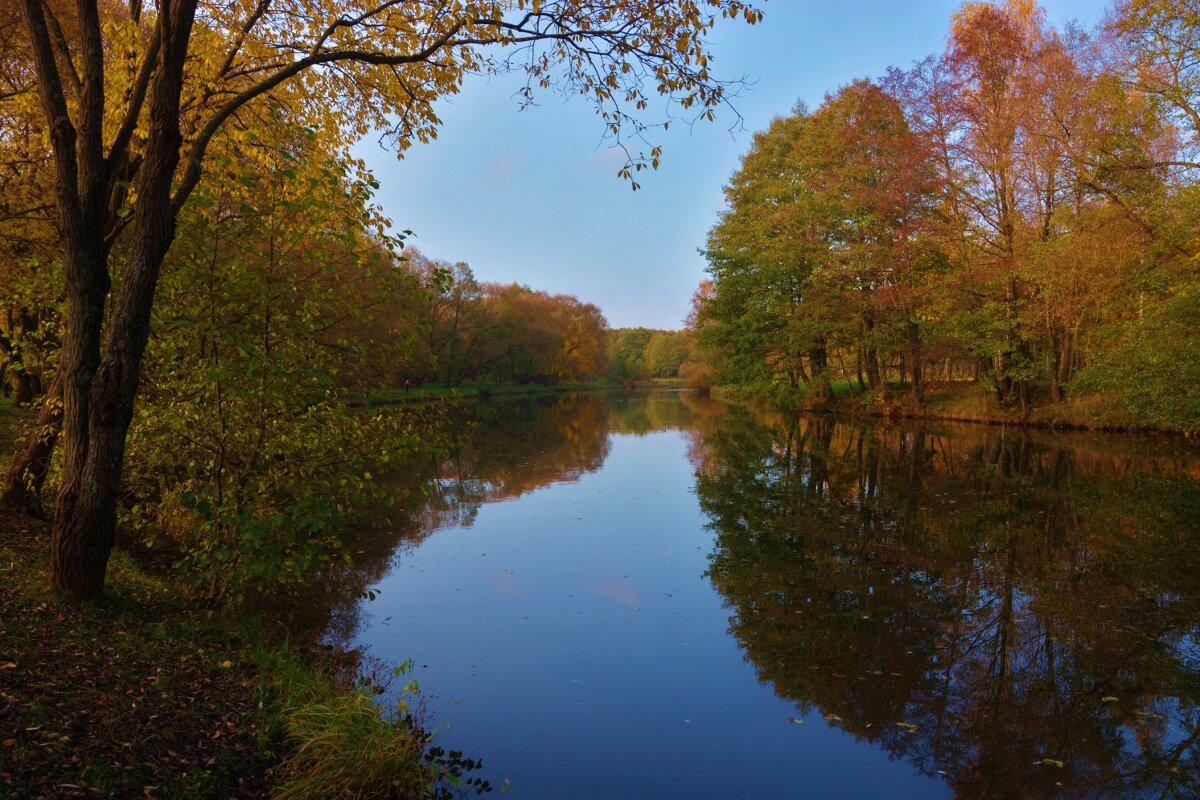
699, 408, 1200, 798
417, 392, 725, 532
316, 392, 1200, 798
315, 392, 718, 643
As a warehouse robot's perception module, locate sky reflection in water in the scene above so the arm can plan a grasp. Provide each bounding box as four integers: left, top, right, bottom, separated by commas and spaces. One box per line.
349, 392, 1200, 799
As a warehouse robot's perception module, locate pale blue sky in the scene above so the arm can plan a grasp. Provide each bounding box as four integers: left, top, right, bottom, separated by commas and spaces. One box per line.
356, 0, 1109, 329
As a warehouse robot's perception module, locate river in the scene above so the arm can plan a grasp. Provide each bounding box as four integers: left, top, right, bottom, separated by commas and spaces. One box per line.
339, 390, 1200, 799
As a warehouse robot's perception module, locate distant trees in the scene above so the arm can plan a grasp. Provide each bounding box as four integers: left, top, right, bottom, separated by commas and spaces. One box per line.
645, 331, 691, 378
396, 251, 609, 387
607, 327, 692, 382
694, 0, 1200, 430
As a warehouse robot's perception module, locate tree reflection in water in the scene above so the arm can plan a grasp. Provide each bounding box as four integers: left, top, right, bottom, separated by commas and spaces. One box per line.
697, 408, 1200, 799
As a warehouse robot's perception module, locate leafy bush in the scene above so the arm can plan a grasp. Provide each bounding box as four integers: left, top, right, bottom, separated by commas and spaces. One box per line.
1075, 289, 1200, 434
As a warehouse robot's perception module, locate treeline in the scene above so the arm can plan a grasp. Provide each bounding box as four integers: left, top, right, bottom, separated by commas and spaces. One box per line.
397, 253, 608, 387
607, 327, 690, 382
693, 0, 1200, 432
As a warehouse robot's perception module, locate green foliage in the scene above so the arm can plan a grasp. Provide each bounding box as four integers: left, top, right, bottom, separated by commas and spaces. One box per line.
607, 327, 691, 381
645, 331, 691, 378
1075, 289, 1200, 433
120, 126, 431, 605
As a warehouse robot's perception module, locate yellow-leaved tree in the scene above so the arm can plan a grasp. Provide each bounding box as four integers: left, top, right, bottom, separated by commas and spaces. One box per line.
8, 0, 763, 598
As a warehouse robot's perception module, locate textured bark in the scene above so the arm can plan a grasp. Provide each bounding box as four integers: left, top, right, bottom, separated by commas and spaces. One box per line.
1, 369, 63, 516
18, 0, 200, 598
50, 1, 197, 599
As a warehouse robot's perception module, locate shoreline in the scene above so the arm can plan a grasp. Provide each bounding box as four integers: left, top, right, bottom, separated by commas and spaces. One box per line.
710, 381, 1197, 439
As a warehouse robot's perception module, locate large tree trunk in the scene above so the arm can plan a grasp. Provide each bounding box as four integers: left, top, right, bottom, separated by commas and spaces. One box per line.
31, 0, 198, 599
1, 370, 64, 516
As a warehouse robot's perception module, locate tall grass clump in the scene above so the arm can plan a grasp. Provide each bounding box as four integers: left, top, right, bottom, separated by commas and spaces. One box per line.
264, 651, 491, 799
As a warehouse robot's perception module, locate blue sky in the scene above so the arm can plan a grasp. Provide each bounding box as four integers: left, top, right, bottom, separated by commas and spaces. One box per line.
356, 0, 1109, 330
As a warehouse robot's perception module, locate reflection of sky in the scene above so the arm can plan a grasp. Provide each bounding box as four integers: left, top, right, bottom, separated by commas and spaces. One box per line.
347, 395, 1200, 797
357, 1, 1105, 329
359, 430, 948, 799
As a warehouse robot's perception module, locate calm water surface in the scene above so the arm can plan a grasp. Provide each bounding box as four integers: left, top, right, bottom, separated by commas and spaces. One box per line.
344, 392, 1200, 799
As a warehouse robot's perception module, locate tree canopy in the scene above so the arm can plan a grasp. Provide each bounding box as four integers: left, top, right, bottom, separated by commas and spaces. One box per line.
3, 0, 762, 598
693, 0, 1200, 432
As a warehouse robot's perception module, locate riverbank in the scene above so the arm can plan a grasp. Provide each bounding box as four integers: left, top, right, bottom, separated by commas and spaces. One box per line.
0, 512, 277, 797
361, 377, 684, 407
360, 379, 607, 406
713, 380, 1193, 436
0, 514, 453, 798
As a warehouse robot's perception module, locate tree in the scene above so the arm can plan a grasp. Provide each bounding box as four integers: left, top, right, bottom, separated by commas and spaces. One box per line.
645, 330, 690, 377
702, 81, 941, 406
11, 0, 761, 598
703, 106, 841, 403
124, 120, 421, 604
608, 327, 655, 381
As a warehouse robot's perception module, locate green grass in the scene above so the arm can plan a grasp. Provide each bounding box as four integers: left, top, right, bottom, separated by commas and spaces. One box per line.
263, 651, 434, 800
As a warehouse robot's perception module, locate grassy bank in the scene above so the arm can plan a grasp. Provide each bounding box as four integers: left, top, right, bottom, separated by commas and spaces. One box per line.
0, 514, 277, 797
0, 512, 456, 799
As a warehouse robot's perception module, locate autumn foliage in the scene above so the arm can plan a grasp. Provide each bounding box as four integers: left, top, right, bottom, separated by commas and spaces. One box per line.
1, 0, 760, 598
694, 0, 1200, 432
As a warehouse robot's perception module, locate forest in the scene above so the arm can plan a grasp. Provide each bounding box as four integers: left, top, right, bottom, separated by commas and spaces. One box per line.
0, 109, 617, 601
692, 0, 1200, 433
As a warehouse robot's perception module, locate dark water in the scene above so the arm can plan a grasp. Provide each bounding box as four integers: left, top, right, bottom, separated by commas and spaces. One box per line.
347, 391, 1200, 799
